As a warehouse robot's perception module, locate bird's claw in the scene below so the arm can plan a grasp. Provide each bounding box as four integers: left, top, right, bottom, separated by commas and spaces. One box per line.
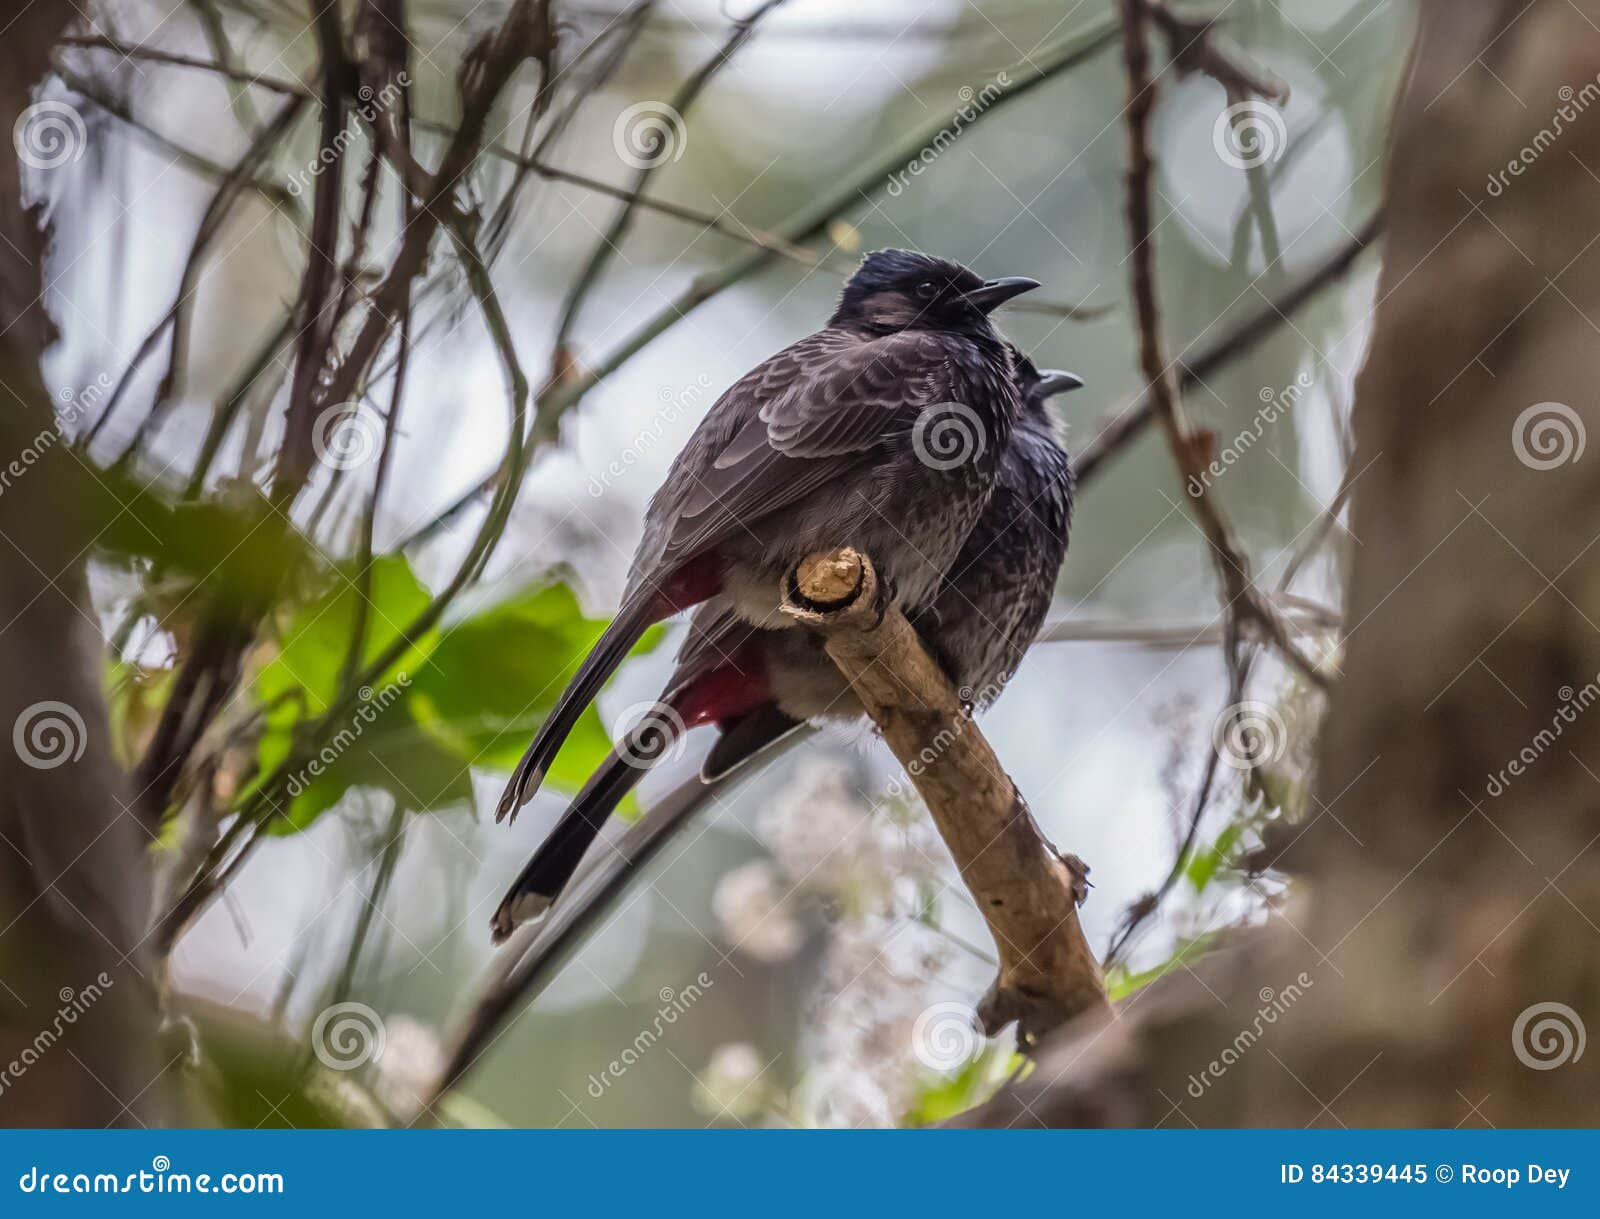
1058, 852, 1092, 906
869, 572, 897, 629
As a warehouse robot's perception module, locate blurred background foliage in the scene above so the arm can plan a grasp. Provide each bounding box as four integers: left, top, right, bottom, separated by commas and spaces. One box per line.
38, 0, 1405, 1125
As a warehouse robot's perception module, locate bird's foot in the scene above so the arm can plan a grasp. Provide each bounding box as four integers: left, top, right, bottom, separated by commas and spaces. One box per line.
869, 572, 897, 629
1058, 852, 1092, 906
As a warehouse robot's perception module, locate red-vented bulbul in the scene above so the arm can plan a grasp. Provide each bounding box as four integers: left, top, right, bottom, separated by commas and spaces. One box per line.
493, 250, 1039, 829
489, 348, 1079, 941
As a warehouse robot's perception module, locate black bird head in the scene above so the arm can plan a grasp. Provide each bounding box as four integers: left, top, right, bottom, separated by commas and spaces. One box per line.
1011, 347, 1086, 415
832, 249, 1040, 336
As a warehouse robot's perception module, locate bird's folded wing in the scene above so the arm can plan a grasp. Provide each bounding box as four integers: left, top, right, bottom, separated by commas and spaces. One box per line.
628, 329, 958, 587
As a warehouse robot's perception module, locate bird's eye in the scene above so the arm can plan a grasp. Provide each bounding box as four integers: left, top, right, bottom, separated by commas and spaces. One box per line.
915, 281, 938, 300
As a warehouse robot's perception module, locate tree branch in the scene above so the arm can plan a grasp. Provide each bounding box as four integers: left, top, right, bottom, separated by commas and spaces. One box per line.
1118, 0, 1328, 692
1143, 0, 1288, 105
781, 548, 1109, 1040
1072, 209, 1381, 485
551, 0, 793, 356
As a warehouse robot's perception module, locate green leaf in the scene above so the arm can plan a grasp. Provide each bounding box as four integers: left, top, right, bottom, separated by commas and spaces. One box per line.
406, 581, 663, 797
268, 713, 473, 834
1185, 820, 1244, 893
253, 555, 450, 833
1105, 930, 1221, 1000
902, 1044, 1021, 1127
249, 571, 666, 834
258, 553, 435, 721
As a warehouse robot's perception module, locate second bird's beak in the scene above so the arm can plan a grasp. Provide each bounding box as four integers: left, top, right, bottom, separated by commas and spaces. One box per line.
1038, 369, 1086, 397
963, 276, 1041, 313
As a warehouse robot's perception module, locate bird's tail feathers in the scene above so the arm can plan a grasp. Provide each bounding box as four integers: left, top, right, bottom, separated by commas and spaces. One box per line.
490, 709, 679, 943
700, 704, 805, 782
495, 596, 658, 824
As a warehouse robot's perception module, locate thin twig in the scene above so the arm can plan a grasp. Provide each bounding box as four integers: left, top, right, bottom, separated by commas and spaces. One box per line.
552, 0, 793, 354
80, 96, 305, 456
59, 34, 307, 94
530, 11, 1124, 442
157, 205, 533, 957
1117, 1, 1337, 696
1143, 1, 1288, 104
1071, 209, 1382, 486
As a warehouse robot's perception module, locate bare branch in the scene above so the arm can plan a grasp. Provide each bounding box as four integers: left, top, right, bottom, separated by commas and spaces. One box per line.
552, 0, 794, 356
1143, 1, 1289, 104
1118, 0, 1330, 691
781, 548, 1109, 1041
1072, 209, 1381, 485
59, 34, 306, 94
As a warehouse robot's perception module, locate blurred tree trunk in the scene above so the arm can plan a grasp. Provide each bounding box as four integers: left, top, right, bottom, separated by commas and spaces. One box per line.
0, 3, 157, 1126
966, 0, 1600, 1126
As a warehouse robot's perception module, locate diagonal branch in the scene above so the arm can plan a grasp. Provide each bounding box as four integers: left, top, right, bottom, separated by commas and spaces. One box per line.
551, 0, 793, 356
780, 548, 1108, 1040
1118, 0, 1328, 692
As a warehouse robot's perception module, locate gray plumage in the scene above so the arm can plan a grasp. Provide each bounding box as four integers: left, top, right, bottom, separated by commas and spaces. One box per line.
495, 250, 1038, 824
908, 354, 1077, 705
489, 344, 1078, 942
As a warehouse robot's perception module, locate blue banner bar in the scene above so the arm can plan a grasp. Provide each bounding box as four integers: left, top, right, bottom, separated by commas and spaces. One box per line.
0, 1130, 1595, 1214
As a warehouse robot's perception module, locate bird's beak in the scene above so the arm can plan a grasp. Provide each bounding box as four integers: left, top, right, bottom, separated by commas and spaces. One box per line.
1037, 369, 1086, 397
962, 276, 1041, 313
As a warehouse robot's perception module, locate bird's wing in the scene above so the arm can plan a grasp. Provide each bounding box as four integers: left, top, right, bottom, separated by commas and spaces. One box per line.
626, 329, 958, 593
